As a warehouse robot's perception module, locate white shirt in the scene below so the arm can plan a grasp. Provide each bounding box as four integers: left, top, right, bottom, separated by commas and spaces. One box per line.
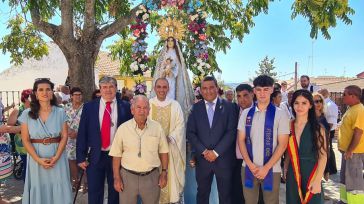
204, 97, 218, 112
99, 97, 118, 151
302, 84, 320, 92
281, 90, 288, 103
279, 101, 293, 119
238, 106, 290, 172
324, 97, 338, 131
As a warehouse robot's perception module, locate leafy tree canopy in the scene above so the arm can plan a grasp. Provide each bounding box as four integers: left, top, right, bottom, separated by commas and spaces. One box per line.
0, 0, 354, 86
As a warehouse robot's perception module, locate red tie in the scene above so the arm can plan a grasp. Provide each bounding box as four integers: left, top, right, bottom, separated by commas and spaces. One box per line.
101, 101, 112, 149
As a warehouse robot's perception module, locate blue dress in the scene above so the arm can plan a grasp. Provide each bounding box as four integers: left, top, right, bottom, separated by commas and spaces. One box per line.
18, 106, 72, 204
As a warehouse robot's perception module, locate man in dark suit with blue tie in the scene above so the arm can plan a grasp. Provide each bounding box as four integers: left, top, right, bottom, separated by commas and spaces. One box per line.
77, 76, 132, 204
187, 76, 238, 204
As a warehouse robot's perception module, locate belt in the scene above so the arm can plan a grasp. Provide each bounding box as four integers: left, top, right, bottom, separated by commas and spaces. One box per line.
122, 166, 157, 176
30, 136, 61, 145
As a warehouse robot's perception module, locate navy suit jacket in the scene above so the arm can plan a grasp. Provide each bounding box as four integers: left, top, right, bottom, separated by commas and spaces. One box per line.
76, 98, 132, 164
187, 98, 238, 168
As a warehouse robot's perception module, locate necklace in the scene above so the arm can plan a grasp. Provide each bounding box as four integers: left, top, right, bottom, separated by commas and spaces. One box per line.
134, 125, 147, 158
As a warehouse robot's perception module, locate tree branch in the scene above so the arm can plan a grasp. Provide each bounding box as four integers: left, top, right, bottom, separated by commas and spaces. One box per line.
97, 5, 140, 41
29, 0, 59, 40
60, 0, 74, 37
84, 0, 96, 34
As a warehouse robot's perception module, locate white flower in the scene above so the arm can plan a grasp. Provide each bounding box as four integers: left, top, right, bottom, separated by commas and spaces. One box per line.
206, 64, 211, 69
142, 13, 149, 21
130, 61, 138, 71
140, 64, 146, 69
190, 14, 199, 21
197, 58, 202, 63
202, 12, 208, 19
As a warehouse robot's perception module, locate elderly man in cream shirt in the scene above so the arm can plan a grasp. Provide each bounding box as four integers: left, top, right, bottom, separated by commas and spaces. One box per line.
109, 95, 169, 204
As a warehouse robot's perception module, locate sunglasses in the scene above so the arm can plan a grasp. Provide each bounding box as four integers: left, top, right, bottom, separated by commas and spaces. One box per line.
314, 100, 323, 104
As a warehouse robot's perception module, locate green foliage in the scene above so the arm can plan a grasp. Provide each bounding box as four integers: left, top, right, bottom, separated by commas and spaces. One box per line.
251, 56, 277, 81
291, 0, 354, 39
108, 37, 134, 76
0, 15, 48, 65
0, 0, 355, 71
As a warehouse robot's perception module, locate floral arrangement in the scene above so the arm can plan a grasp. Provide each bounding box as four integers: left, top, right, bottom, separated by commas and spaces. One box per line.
130, 5, 151, 77
161, 0, 185, 9
133, 75, 148, 95
192, 58, 211, 76
128, 0, 213, 94
187, 5, 212, 85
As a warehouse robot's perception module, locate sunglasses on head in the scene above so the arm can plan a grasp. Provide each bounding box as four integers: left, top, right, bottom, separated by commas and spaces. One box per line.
35, 78, 50, 82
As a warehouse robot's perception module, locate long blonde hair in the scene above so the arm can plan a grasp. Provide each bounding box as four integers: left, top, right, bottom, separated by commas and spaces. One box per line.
312, 92, 327, 115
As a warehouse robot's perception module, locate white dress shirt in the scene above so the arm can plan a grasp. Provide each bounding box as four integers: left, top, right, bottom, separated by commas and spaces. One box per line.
204, 97, 218, 112
99, 97, 118, 151
324, 97, 338, 131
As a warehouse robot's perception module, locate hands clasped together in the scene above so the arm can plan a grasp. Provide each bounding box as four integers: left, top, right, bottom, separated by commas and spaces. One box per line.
202, 150, 217, 163
37, 156, 59, 169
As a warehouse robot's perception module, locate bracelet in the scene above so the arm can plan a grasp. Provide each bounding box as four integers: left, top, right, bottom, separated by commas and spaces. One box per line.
162, 168, 168, 172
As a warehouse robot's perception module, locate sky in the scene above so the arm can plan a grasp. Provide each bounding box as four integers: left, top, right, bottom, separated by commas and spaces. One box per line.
0, 0, 363, 83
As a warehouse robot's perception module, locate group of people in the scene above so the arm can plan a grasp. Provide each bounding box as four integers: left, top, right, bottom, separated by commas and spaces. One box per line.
0, 73, 363, 204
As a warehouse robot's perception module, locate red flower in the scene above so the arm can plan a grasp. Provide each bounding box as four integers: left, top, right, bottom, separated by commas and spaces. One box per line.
133, 29, 141, 37
199, 34, 207, 41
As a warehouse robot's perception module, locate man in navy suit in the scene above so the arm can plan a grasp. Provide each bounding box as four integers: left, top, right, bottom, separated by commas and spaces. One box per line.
77, 76, 132, 204
187, 76, 238, 204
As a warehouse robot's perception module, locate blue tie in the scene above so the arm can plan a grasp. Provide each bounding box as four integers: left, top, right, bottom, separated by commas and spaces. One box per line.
207, 102, 215, 127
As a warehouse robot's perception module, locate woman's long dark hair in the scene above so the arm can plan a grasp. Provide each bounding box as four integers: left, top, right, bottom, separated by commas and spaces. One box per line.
29, 78, 58, 119
291, 89, 327, 160
167, 37, 182, 64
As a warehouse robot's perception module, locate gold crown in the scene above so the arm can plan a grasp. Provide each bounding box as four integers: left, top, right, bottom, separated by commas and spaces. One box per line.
158, 17, 186, 41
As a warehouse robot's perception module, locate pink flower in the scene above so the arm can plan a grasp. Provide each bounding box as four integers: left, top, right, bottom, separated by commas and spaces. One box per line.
199, 34, 207, 41
133, 29, 141, 37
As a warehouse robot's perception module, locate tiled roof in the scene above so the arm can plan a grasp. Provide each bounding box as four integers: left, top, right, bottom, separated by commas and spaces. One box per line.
95, 51, 121, 76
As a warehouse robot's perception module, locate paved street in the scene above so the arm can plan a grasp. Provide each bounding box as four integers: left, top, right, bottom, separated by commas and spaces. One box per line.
1, 140, 343, 204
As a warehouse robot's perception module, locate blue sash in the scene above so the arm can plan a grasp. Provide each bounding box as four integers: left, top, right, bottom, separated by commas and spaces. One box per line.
245, 102, 276, 191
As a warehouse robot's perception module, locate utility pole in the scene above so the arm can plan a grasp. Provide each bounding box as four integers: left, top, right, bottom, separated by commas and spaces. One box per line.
295, 62, 298, 91
311, 40, 314, 76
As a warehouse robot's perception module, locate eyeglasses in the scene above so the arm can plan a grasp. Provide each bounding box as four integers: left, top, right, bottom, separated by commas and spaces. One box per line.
314, 100, 323, 104
35, 78, 50, 82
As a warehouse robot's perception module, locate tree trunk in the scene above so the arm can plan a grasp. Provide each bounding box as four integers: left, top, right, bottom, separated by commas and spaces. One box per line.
63, 44, 100, 101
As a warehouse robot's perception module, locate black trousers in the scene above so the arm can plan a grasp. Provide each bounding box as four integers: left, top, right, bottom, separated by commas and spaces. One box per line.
232, 159, 244, 203
325, 130, 338, 174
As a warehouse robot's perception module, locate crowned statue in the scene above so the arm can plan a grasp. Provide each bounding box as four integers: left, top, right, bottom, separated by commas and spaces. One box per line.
151, 18, 194, 118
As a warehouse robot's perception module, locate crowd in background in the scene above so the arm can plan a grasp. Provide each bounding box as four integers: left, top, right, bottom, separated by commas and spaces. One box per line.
0, 74, 363, 204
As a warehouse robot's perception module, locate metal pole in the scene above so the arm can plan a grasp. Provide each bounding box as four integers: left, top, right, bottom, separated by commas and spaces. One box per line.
295, 62, 298, 91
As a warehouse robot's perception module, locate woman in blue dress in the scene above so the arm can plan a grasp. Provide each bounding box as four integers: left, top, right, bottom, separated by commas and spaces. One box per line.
18, 78, 71, 204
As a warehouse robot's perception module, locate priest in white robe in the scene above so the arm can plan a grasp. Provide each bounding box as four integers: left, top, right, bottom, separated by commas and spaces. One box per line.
149, 78, 186, 204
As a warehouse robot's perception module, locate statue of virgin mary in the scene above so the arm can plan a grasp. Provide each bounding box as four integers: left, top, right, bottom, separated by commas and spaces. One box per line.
151, 37, 194, 118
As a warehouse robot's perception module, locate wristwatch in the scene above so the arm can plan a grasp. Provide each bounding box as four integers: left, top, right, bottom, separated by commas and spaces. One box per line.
162, 168, 168, 173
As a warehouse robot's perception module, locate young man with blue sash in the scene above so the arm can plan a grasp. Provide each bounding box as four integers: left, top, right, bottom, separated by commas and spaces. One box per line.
237, 75, 290, 204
